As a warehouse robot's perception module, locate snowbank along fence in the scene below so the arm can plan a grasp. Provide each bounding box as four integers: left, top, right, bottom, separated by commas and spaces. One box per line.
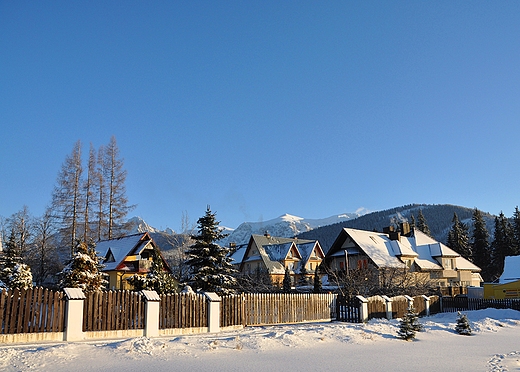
1, 288, 519, 344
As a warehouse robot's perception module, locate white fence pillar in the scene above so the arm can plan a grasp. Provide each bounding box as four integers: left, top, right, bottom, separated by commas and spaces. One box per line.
422, 295, 430, 316
204, 292, 221, 333
63, 288, 86, 342
141, 290, 161, 337
404, 295, 414, 309
356, 295, 369, 322
381, 295, 393, 320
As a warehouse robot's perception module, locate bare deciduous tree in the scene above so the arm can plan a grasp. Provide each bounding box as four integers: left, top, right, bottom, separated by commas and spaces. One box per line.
52, 140, 83, 257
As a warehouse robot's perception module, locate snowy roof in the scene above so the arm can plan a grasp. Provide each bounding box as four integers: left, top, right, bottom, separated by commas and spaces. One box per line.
240, 234, 319, 274
499, 256, 520, 283
96, 233, 154, 271
342, 229, 406, 268
265, 242, 294, 262
229, 245, 247, 265
328, 228, 481, 273
296, 242, 319, 264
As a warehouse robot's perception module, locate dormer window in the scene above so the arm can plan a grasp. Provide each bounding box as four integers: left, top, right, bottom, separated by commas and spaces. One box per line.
104, 248, 115, 263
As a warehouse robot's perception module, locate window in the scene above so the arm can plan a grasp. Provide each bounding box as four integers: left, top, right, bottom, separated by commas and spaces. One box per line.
357, 259, 368, 269
340, 261, 345, 270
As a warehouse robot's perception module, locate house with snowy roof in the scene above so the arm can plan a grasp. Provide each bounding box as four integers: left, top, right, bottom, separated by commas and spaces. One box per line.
96, 232, 172, 290
238, 234, 325, 286
325, 223, 482, 289
483, 256, 520, 299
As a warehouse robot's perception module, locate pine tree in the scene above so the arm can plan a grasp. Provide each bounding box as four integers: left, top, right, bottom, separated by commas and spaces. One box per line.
185, 206, 237, 295
283, 266, 292, 293
447, 213, 472, 260
397, 306, 422, 341
471, 208, 492, 281
58, 240, 107, 292
313, 266, 322, 293
0, 229, 33, 290
490, 212, 515, 281
416, 209, 432, 237
455, 311, 472, 335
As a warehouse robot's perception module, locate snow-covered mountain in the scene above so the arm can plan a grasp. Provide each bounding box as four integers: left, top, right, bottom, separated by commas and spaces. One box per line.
218, 212, 362, 246
126, 216, 175, 235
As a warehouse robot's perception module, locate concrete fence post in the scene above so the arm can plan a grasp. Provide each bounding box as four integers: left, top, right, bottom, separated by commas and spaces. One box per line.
141, 290, 161, 337
404, 295, 414, 310
63, 288, 86, 342
421, 295, 430, 317
381, 295, 393, 320
356, 295, 369, 322
204, 292, 221, 333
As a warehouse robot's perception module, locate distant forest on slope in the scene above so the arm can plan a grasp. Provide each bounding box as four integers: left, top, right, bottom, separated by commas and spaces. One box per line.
297, 204, 495, 253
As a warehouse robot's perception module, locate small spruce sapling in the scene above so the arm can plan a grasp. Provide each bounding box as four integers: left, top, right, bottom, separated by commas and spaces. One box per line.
455, 311, 472, 335
398, 306, 423, 341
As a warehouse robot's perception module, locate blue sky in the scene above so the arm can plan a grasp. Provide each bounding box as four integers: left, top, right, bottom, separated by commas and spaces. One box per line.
2, 1, 520, 231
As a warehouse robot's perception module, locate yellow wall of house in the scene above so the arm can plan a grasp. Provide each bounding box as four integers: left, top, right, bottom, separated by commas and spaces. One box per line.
483, 280, 520, 299
106, 271, 148, 291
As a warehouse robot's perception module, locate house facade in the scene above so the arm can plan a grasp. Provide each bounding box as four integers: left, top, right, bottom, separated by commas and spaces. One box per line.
325, 224, 482, 289
238, 234, 325, 286
96, 232, 172, 290
484, 256, 520, 299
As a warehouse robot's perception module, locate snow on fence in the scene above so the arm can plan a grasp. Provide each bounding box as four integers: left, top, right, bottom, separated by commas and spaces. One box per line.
220, 293, 337, 327
0, 287, 65, 335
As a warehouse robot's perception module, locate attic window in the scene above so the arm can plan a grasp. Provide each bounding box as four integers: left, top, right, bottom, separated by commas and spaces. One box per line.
104, 248, 115, 263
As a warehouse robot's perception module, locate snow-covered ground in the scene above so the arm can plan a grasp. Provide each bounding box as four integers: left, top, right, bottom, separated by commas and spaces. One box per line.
1, 309, 519, 372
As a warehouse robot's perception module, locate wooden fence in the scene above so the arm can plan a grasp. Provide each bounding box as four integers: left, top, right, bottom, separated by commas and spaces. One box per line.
441, 297, 520, 312
83, 290, 145, 332
221, 293, 337, 327
0, 287, 65, 334
159, 292, 207, 329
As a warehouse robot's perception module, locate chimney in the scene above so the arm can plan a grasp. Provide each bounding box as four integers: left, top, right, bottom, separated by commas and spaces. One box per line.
400, 222, 411, 237
383, 226, 395, 234
264, 231, 271, 239
389, 231, 401, 241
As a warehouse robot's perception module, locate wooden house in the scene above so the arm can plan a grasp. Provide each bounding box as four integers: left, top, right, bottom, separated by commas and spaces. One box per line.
325, 224, 482, 289
96, 232, 172, 290
238, 234, 325, 286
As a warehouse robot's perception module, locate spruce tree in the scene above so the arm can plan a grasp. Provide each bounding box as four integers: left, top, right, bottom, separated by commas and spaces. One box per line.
471, 208, 492, 281
397, 306, 422, 341
185, 206, 237, 295
298, 264, 309, 287
455, 311, 472, 335
447, 213, 472, 260
58, 240, 107, 292
512, 206, 520, 256
126, 248, 176, 294
313, 266, 322, 293
416, 209, 432, 237
283, 266, 292, 293
0, 229, 33, 290
490, 212, 515, 281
